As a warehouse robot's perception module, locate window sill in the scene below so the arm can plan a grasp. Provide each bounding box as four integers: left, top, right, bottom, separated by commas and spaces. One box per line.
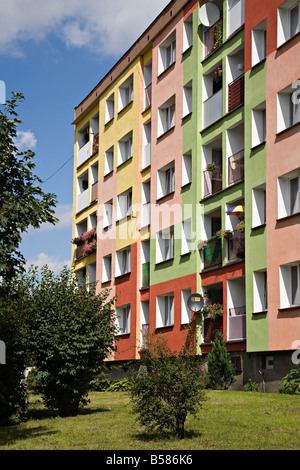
115, 272, 131, 279
278, 305, 300, 312
277, 30, 300, 54
276, 212, 300, 223
157, 125, 175, 142
252, 309, 267, 315
251, 223, 266, 231
276, 120, 300, 138
155, 257, 174, 266
157, 61, 176, 80
118, 99, 133, 115
250, 141, 266, 152
156, 190, 175, 203
117, 156, 133, 169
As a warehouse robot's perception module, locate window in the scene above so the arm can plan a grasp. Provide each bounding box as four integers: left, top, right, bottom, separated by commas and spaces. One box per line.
77, 124, 90, 167
156, 226, 174, 264
103, 200, 113, 228
116, 246, 131, 277
157, 95, 175, 137
278, 168, 300, 218
116, 304, 131, 335
77, 171, 89, 212
277, 81, 300, 132
181, 288, 192, 324
117, 188, 132, 221
105, 146, 114, 175
252, 20, 267, 67
182, 151, 192, 186
158, 31, 176, 75
181, 219, 192, 255
183, 80, 192, 118
118, 74, 133, 112
102, 254, 112, 283
253, 270, 268, 313
278, 0, 300, 47
118, 131, 133, 165
142, 120, 151, 169
156, 293, 174, 328
280, 262, 300, 308
105, 93, 114, 124
141, 180, 151, 227
252, 184, 266, 227
183, 15, 193, 52
157, 161, 175, 199
227, 0, 245, 38
252, 102, 266, 147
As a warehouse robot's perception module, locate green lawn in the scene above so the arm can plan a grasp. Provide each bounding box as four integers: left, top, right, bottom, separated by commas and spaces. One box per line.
0, 390, 299, 450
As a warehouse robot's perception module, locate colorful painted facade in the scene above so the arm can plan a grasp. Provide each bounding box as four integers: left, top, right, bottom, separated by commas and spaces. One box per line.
72, 0, 300, 389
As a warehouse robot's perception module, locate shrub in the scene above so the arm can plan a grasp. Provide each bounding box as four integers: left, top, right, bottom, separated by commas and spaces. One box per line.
279, 364, 300, 395
244, 379, 260, 392
207, 330, 236, 390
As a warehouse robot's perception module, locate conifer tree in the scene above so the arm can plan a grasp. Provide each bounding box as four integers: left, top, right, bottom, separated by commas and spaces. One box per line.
207, 330, 236, 390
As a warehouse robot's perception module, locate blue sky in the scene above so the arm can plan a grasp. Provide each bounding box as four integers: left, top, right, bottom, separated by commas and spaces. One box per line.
0, 0, 170, 273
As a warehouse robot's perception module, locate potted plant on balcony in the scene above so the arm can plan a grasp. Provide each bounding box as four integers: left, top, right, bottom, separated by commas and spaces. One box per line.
201, 303, 223, 319
83, 239, 97, 256
216, 229, 232, 239
206, 162, 218, 171
236, 220, 245, 232
71, 235, 84, 246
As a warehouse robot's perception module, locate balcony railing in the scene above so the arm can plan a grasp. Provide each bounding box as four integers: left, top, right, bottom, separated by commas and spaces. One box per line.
227, 230, 245, 261
77, 189, 89, 213
228, 306, 246, 340
228, 75, 244, 112
144, 84, 152, 110
203, 315, 223, 343
228, 150, 244, 185
203, 89, 223, 128
203, 164, 222, 197
91, 181, 98, 203
141, 262, 150, 288
203, 237, 222, 269
77, 141, 90, 167
204, 18, 223, 58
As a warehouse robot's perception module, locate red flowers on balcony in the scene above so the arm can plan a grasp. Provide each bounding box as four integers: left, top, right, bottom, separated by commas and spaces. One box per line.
72, 226, 97, 259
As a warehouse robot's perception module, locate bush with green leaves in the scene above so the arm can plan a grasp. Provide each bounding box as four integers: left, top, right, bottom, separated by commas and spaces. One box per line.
130, 327, 207, 439
207, 330, 236, 390
279, 364, 300, 395
27, 266, 117, 417
244, 379, 260, 392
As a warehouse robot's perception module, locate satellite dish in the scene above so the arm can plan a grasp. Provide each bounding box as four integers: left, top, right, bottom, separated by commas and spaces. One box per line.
187, 293, 204, 313
198, 3, 220, 27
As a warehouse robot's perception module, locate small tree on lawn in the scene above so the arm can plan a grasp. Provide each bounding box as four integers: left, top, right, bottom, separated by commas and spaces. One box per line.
28, 265, 117, 417
130, 322, 207, 439
207, 330, 236, 390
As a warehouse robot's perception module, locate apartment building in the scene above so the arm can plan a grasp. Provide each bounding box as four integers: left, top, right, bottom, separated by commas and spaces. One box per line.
71, 0, 300, 390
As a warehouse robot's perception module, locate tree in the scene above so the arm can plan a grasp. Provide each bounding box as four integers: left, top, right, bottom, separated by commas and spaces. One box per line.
130, 325, 207, 439
0, 92, 57, 284
28, 266, 117, 417
207, 330, 236, 390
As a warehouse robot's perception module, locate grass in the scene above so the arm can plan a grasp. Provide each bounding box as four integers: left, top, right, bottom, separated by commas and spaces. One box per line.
0, 390, 299, 450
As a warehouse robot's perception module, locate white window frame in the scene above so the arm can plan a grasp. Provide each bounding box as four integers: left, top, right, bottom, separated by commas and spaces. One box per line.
278, 0, 300, 48
158, 31, 176, 75
280, 262, 300, 308
183, 15, 193, 52
251, 19, 267, 67
253, 270, 268, 313
252, 102, 266, 147
115, 246, 131, 277
182, 151, 192, 186
183, 80, 193, 118
118, 131, 133, 166
102, 254, 112, 283
277, 81, 300, 133
156, 226, 174, 264
105, 146, 114, 175
103, 199, 113, 228
278, 168, 300, 218
105, 93, 114, 124
181, 218, 192, 255
117, 188, 132, 221
181, 288, 192, 324
156, 293, 174, 328
118, 74, 133, 112
157, 161, 175, 199
157, 95, 176, 137
116, 304, 131, 335
252, 184, 266, 228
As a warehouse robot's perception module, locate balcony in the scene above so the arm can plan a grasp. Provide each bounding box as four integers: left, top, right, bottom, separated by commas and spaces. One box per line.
228, 75, 244, 113
144, 84, 152, 111
91, 181, 98, 204
203, 164, 222, 197
203, 315, 223, 342
77, 141, 90, 167
228, 150, 244, 185
228, 306, 246, 340
204, 18, 223, 58
227, 0, 244, 38
203, 237, 222, 269
227, 230, 245, 262
203, 89, 223, 128
141, 262, 150, 289
77, 189, 88, 213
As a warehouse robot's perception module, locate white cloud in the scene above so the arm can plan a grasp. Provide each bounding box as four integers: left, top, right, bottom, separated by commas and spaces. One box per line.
0, 0, 170, 57
16, 130, 37, 150
36, 204, 73, 233
25, 252, 70, 274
